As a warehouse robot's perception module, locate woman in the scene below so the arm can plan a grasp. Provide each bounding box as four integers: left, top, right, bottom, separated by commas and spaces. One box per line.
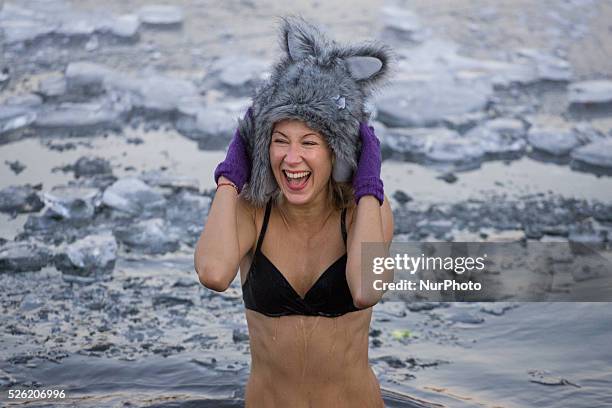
195, 16, 395, 407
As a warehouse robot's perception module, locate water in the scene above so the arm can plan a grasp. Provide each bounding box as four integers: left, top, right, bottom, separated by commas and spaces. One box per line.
2, 129, 611, 241
2, 299, 611, 407
382, 157, 612, 204
0, 129, 224, 241
1, 126, 611, 407
2, 0, 612, 406
371, 302, 612, 407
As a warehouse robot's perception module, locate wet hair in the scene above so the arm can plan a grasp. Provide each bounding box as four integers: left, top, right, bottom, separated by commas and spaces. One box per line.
328, 179, 355, 210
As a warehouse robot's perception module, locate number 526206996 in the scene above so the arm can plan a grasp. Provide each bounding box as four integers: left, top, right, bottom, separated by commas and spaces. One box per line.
8, 389, 66, 399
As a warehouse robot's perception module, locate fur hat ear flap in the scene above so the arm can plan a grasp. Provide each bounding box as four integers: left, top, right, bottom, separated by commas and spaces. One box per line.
280, 15, 329, 61
239, 114, 279, 207
332, 158, 353, 182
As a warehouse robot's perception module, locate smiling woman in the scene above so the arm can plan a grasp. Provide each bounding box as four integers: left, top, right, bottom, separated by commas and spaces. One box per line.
270, 120, 333, 206
194, 15, 395, 407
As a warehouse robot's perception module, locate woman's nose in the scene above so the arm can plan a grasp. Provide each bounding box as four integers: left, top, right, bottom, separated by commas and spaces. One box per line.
284, 143, 302, 164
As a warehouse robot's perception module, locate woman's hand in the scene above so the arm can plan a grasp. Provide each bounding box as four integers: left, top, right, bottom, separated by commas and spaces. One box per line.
213, 108, 253, 192
352, 122, 384, 205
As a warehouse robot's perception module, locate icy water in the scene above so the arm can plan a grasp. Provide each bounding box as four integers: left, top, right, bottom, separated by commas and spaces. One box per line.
4, 234, 612, 408
1, 129, 611, 407
2, 0, 612, 406
2, 129, 612, 242
2, 291, 612, 407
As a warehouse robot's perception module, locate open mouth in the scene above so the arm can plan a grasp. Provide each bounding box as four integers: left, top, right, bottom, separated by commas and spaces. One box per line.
282, 170, 311, 191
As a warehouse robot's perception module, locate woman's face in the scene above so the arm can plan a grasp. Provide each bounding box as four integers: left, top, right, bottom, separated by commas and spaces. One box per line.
269, 119, 333, 206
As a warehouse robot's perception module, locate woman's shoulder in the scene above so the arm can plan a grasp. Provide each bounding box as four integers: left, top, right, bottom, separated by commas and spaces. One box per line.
237, 195, 259, 222
236, 196, 264, 255
237, 195, 272, 234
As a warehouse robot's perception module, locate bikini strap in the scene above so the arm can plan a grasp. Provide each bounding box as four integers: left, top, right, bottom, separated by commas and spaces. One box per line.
341, 207, 348, 247
255, 200, 273, 254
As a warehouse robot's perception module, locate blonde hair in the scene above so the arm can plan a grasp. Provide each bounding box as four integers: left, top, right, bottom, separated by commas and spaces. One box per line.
328, 179, 355, 209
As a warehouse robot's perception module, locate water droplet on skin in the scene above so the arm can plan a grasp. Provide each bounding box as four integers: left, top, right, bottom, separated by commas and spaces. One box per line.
300, 317, 308, 381
272, 317, 279, 342
331, 318, 338, 355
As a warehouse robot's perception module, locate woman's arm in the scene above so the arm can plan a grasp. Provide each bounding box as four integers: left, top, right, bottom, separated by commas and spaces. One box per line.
346, 195, 394, 309
194, 177, 256, 292
346, 122, 395, 308
196, 109, 255, 291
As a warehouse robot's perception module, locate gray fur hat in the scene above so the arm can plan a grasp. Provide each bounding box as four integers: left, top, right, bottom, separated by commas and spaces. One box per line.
238, 15, 394, 207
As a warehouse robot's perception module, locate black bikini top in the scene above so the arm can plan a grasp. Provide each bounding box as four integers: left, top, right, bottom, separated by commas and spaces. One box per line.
242, 201, 362, 317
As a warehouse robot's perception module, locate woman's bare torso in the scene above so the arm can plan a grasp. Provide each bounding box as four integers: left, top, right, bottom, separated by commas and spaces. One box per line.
238, 204, 384, 408
243, 309, 383, 407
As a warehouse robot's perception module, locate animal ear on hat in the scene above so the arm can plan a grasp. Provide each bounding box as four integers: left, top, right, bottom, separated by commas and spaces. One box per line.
346, 57, 383, 81
280, 15, 329, 61
343, 44, 393, 94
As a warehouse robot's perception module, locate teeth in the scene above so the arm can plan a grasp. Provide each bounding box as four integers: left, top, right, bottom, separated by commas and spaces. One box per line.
284, 171, 311, 179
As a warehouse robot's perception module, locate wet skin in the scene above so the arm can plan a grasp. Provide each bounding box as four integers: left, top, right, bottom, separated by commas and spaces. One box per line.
230, 119, 387, 406
239, 205, 385, 408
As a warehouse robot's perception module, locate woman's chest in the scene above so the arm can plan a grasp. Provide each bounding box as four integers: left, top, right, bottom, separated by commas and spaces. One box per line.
242, 237, 345, 294
268, 248, 345, 296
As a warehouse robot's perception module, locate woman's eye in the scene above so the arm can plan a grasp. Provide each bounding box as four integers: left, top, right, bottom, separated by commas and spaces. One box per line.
274, 139, 288, 144
303, 141, 317, 146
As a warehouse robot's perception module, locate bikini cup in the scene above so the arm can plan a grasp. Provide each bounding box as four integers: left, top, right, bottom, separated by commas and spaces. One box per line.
242, 201, 361, 317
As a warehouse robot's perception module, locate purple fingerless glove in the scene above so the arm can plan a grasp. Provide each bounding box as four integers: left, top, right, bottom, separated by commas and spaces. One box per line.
213, 108, 253, 193
352, 122, 384, 205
